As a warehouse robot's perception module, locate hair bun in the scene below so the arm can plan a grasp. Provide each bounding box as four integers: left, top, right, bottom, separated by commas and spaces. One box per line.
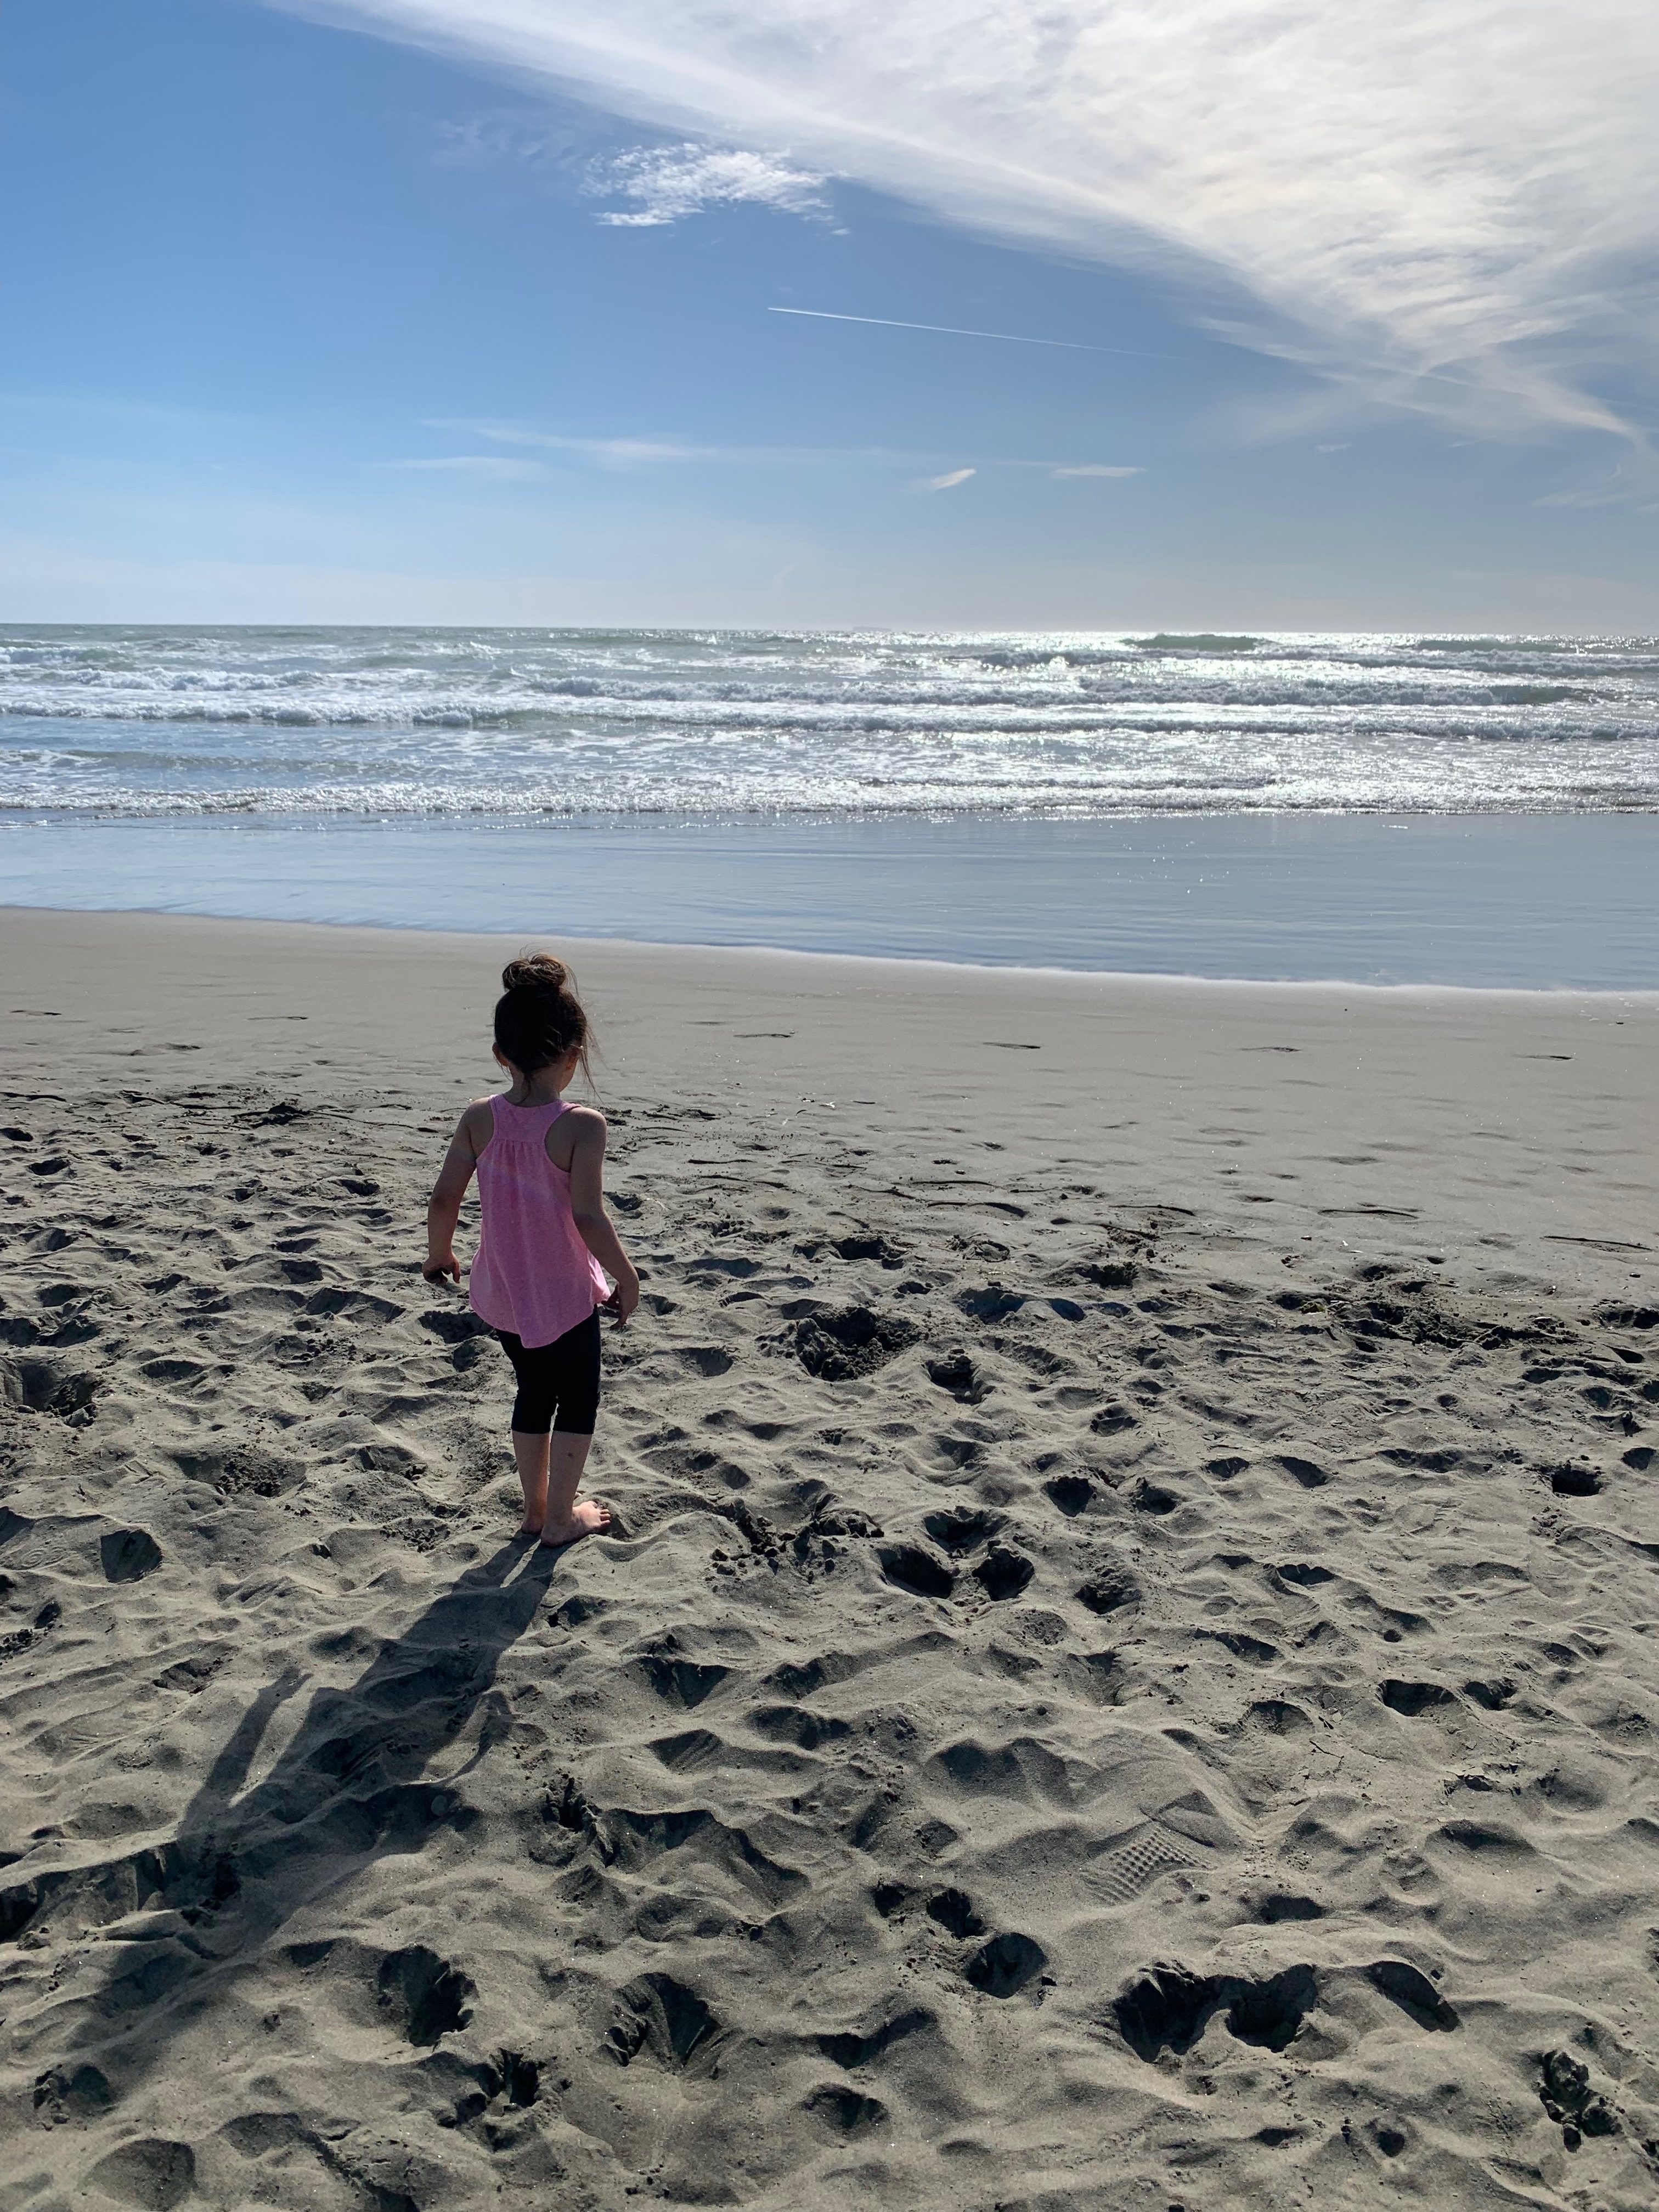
501, 952, 568, 994
494, 950, 591, 1079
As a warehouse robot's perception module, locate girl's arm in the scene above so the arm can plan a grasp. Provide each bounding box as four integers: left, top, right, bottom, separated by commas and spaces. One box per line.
566, 1110, 640, 1324
424, 1107, 485, 1283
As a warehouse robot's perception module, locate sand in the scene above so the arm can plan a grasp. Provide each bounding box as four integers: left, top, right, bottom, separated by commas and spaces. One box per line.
1, 907, 1656, 2212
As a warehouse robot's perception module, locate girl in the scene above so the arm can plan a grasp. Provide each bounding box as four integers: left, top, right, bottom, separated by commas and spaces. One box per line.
424, 953, 639, 1547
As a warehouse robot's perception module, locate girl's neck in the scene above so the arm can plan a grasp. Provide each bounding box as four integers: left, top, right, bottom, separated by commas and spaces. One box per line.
506, 1072, 565, 1107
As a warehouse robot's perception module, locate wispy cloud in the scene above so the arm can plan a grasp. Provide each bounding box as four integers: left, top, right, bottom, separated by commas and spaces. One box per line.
768, 307, 1156, 357
424, 420, 1138, 479
430, 108, 582, 169
386, 453, 548, 478
585, 143, 827, 225
0, 388, 253, 431
427, 421, 836, 465
274, 2, 1659, 441
1532, 459, 1645, 506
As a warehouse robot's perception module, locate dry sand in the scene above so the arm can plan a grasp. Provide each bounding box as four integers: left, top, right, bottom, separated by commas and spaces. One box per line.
1, 907, 1657, 2211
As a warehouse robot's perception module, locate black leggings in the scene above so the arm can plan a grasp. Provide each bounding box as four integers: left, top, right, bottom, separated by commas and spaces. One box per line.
496, 1311, 602, 1436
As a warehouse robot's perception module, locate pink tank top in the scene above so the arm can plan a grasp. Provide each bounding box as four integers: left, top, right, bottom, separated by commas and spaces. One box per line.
468, 1097, 609, 1349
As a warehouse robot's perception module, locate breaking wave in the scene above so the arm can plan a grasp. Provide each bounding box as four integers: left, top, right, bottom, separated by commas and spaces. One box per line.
2, 625, 1654, 820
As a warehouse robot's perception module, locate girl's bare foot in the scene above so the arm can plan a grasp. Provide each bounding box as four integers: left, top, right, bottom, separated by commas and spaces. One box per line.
514, 1519, 543, 1538
539, 1498, 612, 1549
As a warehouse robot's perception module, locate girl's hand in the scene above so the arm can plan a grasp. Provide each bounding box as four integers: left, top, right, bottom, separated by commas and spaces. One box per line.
425, 1109, 483, 1291
603, 1272, 640, 1328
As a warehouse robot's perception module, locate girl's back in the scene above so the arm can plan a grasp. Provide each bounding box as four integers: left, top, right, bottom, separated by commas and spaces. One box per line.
469, 1094, 608, 1350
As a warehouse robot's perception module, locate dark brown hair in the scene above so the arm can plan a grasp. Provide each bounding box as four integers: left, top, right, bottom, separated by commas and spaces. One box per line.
493, 952, 591, 1080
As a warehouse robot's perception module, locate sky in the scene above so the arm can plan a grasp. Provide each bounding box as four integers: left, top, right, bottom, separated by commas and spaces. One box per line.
1, 0, 1656, 628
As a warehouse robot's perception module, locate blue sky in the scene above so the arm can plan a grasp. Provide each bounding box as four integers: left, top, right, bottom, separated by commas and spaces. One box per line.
1, 0, 1655, 627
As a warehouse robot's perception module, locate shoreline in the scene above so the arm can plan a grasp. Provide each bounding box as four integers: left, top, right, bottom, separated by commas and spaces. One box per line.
6, 900, 1657, 1001
3, 811, 1653, 990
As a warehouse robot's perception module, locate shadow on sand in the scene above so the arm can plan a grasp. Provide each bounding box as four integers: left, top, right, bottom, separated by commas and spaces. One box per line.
8, 1538, 562, 2099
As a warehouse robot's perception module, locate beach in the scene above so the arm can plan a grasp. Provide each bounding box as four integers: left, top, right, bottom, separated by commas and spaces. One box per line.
2, 907, 1657, 2209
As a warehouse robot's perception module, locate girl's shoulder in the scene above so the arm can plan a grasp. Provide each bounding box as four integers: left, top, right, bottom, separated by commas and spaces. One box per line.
557, 1102, 607, 1143
545, 1101, 606, 1172
458, 1096, 498, 1152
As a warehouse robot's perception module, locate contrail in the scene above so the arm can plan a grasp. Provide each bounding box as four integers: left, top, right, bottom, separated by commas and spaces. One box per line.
767, 307, 1161, 358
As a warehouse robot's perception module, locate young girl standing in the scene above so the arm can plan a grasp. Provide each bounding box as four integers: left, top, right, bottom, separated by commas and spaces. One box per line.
424, 955, 639, 1547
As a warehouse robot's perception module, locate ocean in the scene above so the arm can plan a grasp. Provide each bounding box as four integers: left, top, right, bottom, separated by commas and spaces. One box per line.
2, 625, 1655, 986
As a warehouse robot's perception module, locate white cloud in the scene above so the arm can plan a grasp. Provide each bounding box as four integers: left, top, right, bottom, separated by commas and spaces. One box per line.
920, 467, 975, 490
585, 142, 827, 225
276, 1, 1659, 441
1049, 464, 1141, 479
